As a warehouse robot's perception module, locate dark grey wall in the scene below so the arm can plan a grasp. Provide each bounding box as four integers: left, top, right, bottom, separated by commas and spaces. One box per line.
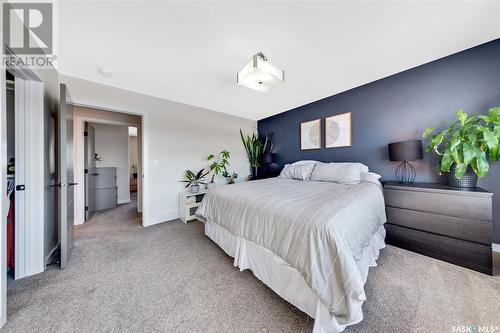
258, 39, 500, 243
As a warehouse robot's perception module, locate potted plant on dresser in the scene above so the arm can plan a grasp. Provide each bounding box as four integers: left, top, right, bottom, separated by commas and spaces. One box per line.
423, 108, 500, 187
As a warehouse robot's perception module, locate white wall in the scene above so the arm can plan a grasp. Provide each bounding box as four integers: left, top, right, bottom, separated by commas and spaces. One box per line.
61, 75, 255, 226
91, 123, 130, 204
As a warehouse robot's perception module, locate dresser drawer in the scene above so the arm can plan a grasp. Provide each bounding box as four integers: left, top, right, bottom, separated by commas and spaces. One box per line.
385, 223, 492, 275
384, 188, 492, 221
386, 207, 491, 245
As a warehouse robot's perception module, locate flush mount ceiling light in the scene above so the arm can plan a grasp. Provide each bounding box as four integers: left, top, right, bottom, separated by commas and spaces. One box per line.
237, 52, 284, 93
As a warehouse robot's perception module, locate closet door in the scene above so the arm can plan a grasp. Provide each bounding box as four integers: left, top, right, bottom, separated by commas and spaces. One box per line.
14, 78, 26, 279
14, 77, 45, 279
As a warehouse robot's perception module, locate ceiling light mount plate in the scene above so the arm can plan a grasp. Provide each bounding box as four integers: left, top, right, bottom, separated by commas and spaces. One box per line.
237, 52, 284, 93
98, 67, 113, 76
255, 52, 267, 62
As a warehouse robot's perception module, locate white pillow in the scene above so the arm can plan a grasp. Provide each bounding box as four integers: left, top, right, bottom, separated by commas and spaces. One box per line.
309, 162, 369, 184
361, 172, 382, 185
279, 163, 315, 180
292, 160, 319, 166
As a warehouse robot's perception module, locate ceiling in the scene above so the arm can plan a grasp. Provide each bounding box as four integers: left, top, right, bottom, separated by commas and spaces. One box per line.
58, 1, 500, 120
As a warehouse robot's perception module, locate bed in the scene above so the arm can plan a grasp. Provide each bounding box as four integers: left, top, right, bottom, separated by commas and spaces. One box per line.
196, 168, 386, 333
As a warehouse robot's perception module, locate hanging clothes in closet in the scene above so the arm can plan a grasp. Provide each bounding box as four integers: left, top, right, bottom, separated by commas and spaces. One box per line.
7, 174, 15, 270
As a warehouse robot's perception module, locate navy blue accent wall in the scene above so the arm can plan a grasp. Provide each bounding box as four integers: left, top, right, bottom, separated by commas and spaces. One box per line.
258, 39, 500, 243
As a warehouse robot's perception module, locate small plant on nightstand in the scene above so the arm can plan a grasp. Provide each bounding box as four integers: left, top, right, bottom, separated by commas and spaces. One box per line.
180, 169, 207, 193
222, 170, 238, 184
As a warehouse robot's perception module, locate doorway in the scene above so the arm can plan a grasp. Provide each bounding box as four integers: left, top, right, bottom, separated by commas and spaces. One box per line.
84, 122, 139, 221
129, 126, 139, 202
73, 106, 143, 226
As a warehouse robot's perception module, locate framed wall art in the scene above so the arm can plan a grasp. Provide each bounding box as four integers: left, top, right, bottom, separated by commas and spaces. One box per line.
300, 119, 321, 150
325, 112, 351, 148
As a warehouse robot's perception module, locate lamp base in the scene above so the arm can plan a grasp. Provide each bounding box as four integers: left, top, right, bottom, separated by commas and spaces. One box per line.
395, 161, 416, 184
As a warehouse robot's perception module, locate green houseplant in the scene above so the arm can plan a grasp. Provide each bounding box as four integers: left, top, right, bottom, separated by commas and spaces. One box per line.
222, 170, 238, 184
423, 108, 500, 187
240, 129, 273, 178
180, 169, 207, 193
131, 164, 138, 179
206, 150, 230, 189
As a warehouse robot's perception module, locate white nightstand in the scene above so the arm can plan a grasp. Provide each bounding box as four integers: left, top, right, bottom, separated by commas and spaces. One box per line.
179, 189, 207, 223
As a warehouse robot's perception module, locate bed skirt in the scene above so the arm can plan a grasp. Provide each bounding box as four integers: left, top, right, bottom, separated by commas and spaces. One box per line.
204, 220, 386, 333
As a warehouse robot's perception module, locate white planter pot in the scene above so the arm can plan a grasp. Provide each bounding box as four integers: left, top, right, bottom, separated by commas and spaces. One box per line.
190, 185, 200, 193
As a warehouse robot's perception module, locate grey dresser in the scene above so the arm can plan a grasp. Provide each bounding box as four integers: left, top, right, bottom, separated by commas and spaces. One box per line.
383, 181, 493, 275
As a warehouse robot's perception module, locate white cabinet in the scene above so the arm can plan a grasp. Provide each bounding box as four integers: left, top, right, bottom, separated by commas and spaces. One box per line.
179, 190, 207, 223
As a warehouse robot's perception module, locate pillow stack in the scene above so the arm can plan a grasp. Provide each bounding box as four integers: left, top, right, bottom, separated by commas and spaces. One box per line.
279, 160, 380, 185
309, 162, 368, 184
279, 163, 315, 180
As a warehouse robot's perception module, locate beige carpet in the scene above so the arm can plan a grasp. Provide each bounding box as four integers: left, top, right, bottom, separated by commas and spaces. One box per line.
2, 199, 500, 332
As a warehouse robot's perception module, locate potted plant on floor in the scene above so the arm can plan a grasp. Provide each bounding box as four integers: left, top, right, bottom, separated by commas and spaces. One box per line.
206, 150, 230, 189
423, 108, 500, 188
240, 129, 273, 179
180, 169, 207, 193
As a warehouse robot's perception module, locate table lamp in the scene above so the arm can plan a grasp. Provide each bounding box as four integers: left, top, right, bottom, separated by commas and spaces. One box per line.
388, 140, 423, 184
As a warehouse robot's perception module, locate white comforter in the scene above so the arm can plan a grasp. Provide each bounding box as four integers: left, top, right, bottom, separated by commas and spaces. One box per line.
196, 177, 386, 325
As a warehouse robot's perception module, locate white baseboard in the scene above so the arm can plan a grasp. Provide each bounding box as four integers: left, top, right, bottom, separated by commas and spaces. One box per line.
143, 208, 179, 227
118, 198, 131, 205
493, 243, 500, 253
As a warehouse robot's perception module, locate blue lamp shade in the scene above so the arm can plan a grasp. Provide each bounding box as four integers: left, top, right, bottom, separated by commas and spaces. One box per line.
388, 140, 423, 161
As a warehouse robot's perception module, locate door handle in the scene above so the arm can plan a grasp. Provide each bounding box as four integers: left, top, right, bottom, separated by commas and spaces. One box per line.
50, 183, 61, 188
69, 182, 78, 186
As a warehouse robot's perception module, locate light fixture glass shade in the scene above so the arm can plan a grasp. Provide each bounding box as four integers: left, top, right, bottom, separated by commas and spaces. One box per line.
237, 55, 284, 93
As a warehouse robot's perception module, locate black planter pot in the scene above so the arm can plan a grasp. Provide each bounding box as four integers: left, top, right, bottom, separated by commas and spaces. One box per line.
261, 163, 281, 178
250, 167, 259, 179
446, 164, 478, 188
